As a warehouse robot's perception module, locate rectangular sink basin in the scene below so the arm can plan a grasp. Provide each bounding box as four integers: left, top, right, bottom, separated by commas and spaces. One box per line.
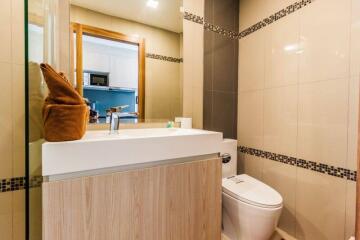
42, 128, 223, 176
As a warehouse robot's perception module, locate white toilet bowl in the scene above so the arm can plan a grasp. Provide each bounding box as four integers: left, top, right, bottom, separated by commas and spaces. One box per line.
222, 174, 283, 240
220, 140, 283, 240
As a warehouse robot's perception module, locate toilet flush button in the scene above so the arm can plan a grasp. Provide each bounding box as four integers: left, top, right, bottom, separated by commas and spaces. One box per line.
231, 178, 244, 184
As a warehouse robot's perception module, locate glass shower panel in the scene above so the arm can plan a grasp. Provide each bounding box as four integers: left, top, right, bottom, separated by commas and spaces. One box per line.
26, 0, 70, 239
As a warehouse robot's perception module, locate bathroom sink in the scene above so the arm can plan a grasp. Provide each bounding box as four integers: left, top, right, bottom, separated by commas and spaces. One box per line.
42, 128, 223, 176
83, 128, 211, 139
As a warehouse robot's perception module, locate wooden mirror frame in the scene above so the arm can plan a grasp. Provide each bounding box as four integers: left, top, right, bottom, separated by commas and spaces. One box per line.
70, 23, 146, 119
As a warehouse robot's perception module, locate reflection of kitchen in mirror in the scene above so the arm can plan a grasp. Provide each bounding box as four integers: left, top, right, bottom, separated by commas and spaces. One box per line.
70, 0, 183, 124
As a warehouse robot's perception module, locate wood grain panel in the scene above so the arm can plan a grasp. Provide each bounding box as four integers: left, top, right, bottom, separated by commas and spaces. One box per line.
75, 23, 83, 96
43, 158, 222, 240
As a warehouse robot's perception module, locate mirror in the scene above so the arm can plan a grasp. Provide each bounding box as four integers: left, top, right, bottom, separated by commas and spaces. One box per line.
70, 0, 184, 124
26, 1, 184, 238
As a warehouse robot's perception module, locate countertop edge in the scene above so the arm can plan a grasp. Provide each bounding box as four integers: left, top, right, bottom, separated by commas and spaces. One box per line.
44, 153, 220, 182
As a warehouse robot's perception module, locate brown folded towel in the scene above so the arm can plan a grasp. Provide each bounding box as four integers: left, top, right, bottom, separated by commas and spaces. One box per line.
40, 63, 89, 142
40, 64, 83, 105
29, 62, 45, 142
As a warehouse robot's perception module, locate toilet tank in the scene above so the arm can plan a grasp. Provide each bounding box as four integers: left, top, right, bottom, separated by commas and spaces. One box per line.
221, 139, 237, 178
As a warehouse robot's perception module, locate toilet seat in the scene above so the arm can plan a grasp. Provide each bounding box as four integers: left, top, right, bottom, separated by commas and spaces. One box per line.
222, 174, 283, 209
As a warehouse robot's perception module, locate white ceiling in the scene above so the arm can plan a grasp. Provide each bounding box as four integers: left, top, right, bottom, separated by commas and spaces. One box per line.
70, 0, 183, 33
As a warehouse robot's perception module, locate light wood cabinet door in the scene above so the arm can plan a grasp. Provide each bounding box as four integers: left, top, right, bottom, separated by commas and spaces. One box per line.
43, 158, 222, 240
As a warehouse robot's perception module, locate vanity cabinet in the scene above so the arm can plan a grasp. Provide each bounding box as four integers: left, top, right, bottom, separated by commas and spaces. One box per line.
42, 157, 222, 240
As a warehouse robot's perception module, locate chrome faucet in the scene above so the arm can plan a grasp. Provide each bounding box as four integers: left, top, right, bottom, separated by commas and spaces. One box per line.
109, 105, 129, 133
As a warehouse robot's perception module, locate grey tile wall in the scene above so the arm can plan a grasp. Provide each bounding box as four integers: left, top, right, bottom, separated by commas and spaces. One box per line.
203, 0, 239, 139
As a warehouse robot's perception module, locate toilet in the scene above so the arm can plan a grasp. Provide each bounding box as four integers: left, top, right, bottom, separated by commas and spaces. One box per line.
220, 139, 283, 240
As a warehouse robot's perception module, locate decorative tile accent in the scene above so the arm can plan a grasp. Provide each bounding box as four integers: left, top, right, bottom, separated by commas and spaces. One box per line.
184, 11, 204, 24
29, 175, 43, 188
183, 0, 316, 40
238, 146, 357, 181
0, 175, 43, 193
239, 0, 315, 39
204, 22, 239, 40
0, 177, 26, 193
146, 53, 183, 63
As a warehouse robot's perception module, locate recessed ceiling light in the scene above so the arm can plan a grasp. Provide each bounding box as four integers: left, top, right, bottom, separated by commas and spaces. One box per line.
147, 0, 159, 8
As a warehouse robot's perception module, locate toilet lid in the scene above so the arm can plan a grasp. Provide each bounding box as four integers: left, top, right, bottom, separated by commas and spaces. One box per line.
222, 174, 283, 208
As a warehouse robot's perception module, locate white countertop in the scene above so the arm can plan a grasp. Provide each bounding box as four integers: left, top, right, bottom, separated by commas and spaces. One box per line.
42, 128, 223, 177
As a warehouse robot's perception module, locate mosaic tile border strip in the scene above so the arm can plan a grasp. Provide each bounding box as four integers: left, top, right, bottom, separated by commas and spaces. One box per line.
29, 176, 43, 188
184, 11, 204, 25
239, 0, 315, 39
204, 22, 239, 40
0, 176, 43, 193
184, 11, 239, 40
183, 0, 315, 40
146, 53, 183, 63
238, 146, 357, 182
1, 177, 26, 193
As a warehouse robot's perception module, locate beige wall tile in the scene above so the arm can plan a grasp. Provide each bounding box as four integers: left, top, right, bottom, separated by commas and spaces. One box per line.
237, 153, 263, 180
13, 190, 25, 240
350, 0, 360, 77
183, 20, 203, 128
111, 18, 181, 57
295, 168, 346, 240
0, 0, 12, 63
145, 59, 180, 120
171, 98, 182, 119
182, 85, 193, 118
192, 86, 203, 129
183, 0, 204, 17
184, 21, 203, 89
345, 181, 356, 239
0, 192, 13, 239
264, 0, 298, 16
238, 1, 357, 239
11, 0, 25, 65
347, 76, 359, 171
238, 90, 263, 149
239, 0, 267, 32
262, 159, 297, 236
239, 30, 265, 92
71, 6, 182, 58
12, 64, 25, 177
297, 79, 348, 167
264, 13, 299, 88
71, 6, 112, 30
263, 86, 298, 157
0, 62, 13, 179
299, 0, 351, 83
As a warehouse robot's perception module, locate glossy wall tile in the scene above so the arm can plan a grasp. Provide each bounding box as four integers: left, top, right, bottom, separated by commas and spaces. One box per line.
238, 0, 358, 238
238, 30, 265, 91
298, 0, 351, 83
263, 86, 298, 157
297, 78, 349, 168
262, 160, 297, 236
0, 0, 28, 239
295, 168, 346, 240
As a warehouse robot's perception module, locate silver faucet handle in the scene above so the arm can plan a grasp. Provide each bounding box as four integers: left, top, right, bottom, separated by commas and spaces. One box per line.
110, 105, 129, 112
109, 112, 122, 133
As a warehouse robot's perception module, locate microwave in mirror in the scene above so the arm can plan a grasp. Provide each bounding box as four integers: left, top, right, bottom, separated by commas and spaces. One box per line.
84, 71, 109, 87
